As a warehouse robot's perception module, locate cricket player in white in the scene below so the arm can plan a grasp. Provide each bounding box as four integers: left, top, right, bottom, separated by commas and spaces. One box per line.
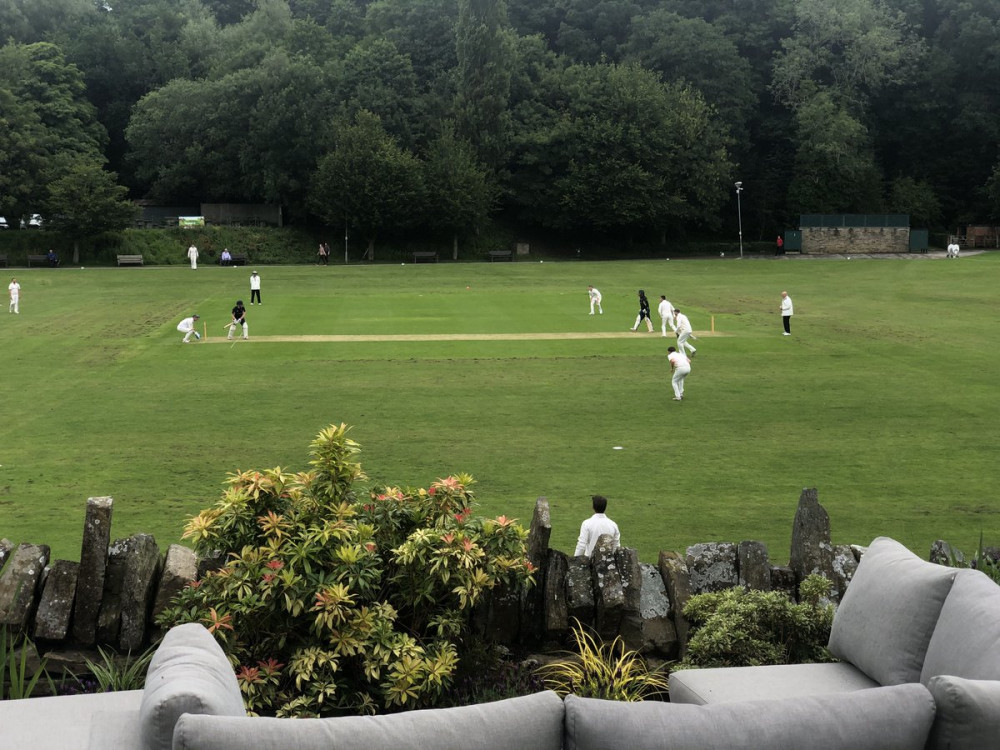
588, 285, 602, 314
674, 309, 696, 356
177, 314, 201, 342
574, 495, 620, 557
8, 277, 20, 314
187, 244, 199, 269
781, 291, 793, 335
667, 346, 691, 401
658, 296, 675, 336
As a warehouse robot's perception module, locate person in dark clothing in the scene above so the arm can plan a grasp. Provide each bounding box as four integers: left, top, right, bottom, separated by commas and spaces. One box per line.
228, 300, 248, 340
631, 289, 654, 332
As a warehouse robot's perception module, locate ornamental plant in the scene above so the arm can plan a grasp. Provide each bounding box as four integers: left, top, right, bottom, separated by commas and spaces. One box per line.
157, 423, 535, 717
677, 574, 835, 669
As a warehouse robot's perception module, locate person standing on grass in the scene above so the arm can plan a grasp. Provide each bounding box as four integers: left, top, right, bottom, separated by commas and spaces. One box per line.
658, 295, 676, 337
228, 300, 248, 340
250, 271, 262, 304
8, 277, 20, 314
177, 314, 200, 343
187, 244, 199, 269
780, 291, 793, 336
667, 346, 691, 401
318, 243, 329, 265
674, 308, 696, 356
588, 285, 603, 315
574, 495, 621, 557
631, 290, 654, 332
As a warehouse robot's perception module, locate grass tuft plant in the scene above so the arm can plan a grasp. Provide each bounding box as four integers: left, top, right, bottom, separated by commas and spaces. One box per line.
80, 645, 157, 693
535, 620, 669, 701
1, 628, 55, 700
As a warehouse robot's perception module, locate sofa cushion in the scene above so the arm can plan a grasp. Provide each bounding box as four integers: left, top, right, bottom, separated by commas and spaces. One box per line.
0, 689, 143, 750
668, 662, 878, 705
921, 569, 1000, 683
564, 684, 936, 750
172, 691, 564, 750
139, 623, 246, 750
828, 536, 956, 685
926, 675, 1000, 750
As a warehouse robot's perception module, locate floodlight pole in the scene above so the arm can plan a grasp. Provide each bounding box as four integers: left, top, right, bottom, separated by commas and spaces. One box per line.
344, 222, 349, 264
735, 182, 744, 259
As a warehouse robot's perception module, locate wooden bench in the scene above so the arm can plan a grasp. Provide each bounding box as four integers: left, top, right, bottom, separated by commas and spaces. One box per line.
27, 254, 49, 267
488, 250, 513, 262
117, 254, 144, 266
413, 251, 439, 263
0, 254, 7, 268
230, 253, 248, 266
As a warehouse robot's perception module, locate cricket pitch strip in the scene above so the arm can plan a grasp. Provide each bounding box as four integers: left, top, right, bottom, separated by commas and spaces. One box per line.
203, 331, 731, 343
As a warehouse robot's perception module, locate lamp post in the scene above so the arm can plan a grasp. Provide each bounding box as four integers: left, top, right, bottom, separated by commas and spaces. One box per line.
735, 181, 744, 259
344, 222, 349, 264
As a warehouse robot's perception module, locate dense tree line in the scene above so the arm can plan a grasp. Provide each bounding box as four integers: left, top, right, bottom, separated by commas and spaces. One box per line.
1, 0, 998, 252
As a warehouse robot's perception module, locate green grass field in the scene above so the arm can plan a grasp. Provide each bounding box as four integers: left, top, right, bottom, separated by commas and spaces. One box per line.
2, 254, 998, 564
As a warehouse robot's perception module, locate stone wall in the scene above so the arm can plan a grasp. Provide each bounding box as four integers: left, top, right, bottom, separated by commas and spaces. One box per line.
0, 488, 921, 664
803, 226, 910, 254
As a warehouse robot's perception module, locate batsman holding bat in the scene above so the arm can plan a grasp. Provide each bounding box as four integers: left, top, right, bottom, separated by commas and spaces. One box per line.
227, 300, 248, 340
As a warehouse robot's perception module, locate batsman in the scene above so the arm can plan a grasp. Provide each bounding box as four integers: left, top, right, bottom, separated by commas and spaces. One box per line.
227, 299, 248, 340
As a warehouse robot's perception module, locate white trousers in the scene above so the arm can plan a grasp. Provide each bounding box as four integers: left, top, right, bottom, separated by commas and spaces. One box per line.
189, 257, 197, 269
590, 298, 602, 314
676, 330, 696, 354
9, 296, 18, 313
672, 365, 690, 399
661, 315, 676, 336
228, 321, 248, 339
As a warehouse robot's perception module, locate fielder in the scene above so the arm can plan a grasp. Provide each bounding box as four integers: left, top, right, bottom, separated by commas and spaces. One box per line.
8, 277, 20, 314
780, 291, 793, 336
227, 300, 248, 340
674, 308, 696, 356
658, 295, 676, 337
177, 314, 201, 343
588, 285, 603, 315
667, 346, 691, 401
187, 244, 199, 269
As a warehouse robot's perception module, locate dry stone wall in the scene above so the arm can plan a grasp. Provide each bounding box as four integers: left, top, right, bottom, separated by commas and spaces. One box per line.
0, 489, 939, 663
803, 226, 910, 254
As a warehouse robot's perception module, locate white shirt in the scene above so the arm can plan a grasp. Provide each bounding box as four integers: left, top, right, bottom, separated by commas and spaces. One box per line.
8, 281, 20, 298
658, 300, 673, 318
250, 274, 261, 290
668, 350, 690, 370
674, 312, 691, 332
781, 295, 794, 316
574, 513, 621, 557
177, 316, 197, 332
589, 287, 601, 301
187, 245, 198, 259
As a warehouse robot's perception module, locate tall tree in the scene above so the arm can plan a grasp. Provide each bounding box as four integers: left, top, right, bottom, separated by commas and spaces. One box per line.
454, 0, 514, 172
309, 111, 424, 258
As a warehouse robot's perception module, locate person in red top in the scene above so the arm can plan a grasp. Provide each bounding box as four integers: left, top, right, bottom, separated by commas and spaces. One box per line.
776, 235, 784, 255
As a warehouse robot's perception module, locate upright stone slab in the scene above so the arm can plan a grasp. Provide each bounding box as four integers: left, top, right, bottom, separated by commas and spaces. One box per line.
118, 534, 161, 651
770, 565, 797, 600
543, 550, 569, 637
616, 547, 642, 651
483, 582, 521, 644
0, 543, 51, 630
789, 488, 835, 585
738, 541, 772, 591
33, 559, 79, 640
637, 562, 677, 658
658, 550, 692, 656
566, 555, 595, 629
97, 538, 132, 645
72, 496, 113, 645
592, 536, 625, 640
830, 544, 859, 601
521, 497, 552, 643
0, 538, 14, 572
152, 544, 199, 618
686, 542, 738, 594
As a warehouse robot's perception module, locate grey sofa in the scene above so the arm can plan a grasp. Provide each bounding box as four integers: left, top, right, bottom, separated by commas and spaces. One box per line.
2, 536, 998, 750
669, 535, 1000, 749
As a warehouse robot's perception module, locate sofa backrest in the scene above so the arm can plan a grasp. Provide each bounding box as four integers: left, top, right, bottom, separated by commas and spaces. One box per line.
921, 568, 1000, 683
828, 536, 956, 685
171, 690, 565, 750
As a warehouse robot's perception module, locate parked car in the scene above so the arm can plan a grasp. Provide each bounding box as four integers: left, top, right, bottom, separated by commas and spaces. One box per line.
0, 216, 9, 230
21, 213, 43, 229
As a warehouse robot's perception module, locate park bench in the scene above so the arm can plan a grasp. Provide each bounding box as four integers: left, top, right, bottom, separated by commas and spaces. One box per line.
117, 254, 144, 266
488, 250, 513, 262
0, 254, 7, 267
27, 254, 50, 267
230, 252, 248, 266
413, 251, 439, 263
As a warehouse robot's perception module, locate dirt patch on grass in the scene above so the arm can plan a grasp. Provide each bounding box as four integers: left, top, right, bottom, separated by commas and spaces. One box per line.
205, 331, 732, 343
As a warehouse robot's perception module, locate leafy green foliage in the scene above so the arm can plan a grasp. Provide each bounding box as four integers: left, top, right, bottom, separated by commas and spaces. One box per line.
158, 423, 535, 717
941, 534, 1000, 586
0, 628, 54, 700
679, 575, 835, 669
80, 645, 156, 693
536, 620, 669, 701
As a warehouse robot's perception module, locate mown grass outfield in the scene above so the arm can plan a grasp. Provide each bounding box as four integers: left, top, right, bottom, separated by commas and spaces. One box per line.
1, 254, 998, 563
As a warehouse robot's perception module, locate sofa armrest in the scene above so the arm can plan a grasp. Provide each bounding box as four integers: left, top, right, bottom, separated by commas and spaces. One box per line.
927, 675, 1000, 750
